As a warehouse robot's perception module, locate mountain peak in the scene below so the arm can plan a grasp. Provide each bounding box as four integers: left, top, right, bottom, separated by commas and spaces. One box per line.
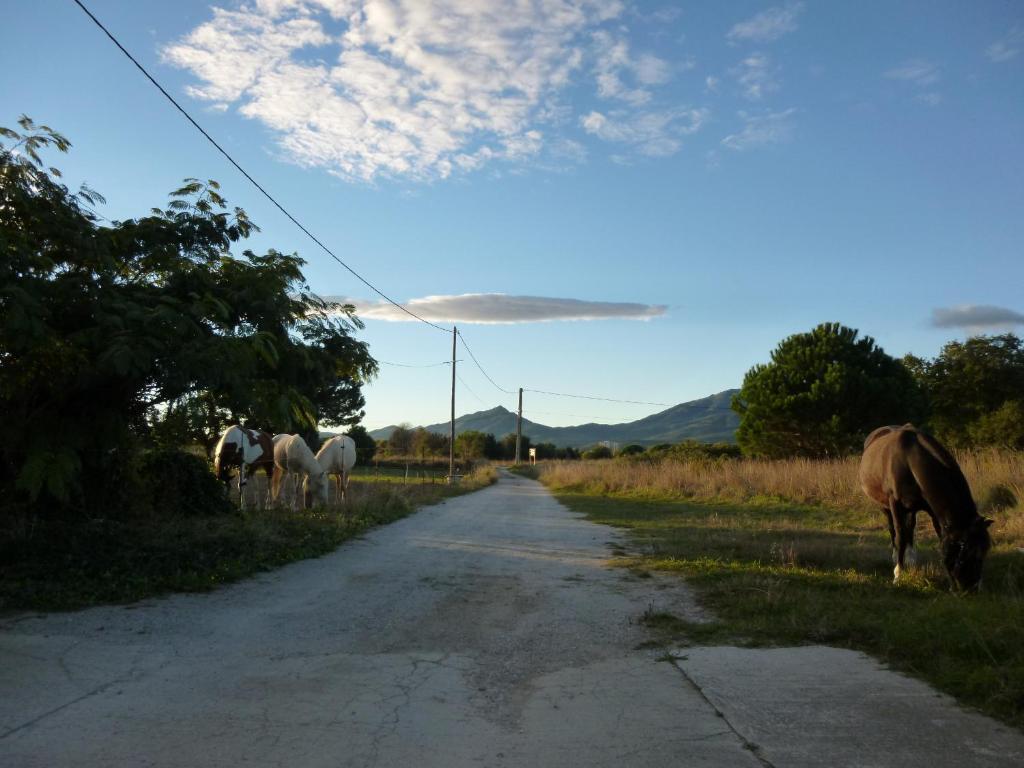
368, 389, 739, 446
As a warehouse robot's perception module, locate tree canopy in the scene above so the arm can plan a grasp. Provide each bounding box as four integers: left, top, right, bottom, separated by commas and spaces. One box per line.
905, 334, 1024, 449
1, 116, 376, 512
731, 323, 924, 457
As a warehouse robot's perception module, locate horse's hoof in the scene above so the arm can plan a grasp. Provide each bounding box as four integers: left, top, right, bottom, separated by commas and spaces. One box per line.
893, 564, 902, 582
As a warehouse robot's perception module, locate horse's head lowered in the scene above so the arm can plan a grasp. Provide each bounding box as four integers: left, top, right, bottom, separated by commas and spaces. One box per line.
303, 471, 329, 508
942, 517, 993, 593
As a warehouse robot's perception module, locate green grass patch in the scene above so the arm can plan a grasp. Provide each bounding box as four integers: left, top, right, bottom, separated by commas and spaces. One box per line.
1, 467, 496, 613
554, 490, 1024, 730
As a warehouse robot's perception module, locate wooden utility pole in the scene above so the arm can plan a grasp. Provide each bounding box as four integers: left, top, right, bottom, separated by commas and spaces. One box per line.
449, 325, 457, 483
515, 387, 523, 465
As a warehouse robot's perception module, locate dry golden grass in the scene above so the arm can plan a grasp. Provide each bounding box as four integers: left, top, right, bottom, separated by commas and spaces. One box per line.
537, 450, 1024, 549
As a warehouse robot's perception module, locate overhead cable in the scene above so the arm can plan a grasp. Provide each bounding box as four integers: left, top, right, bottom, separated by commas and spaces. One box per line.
456, 330, 515, 394
378, 359, 460, 368
522, 388, 670, 407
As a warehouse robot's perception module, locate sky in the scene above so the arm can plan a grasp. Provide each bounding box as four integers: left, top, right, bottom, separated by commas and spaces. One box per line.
3, 1, 1023, 431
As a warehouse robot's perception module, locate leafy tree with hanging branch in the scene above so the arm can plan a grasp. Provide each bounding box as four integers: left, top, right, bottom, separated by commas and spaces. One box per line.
1, 116, 376, 514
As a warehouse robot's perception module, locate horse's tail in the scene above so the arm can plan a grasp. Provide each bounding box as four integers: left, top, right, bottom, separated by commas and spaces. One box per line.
212, 428, 235, 482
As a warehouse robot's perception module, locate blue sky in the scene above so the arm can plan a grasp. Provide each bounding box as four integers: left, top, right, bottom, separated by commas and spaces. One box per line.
3, 1, 1023, 431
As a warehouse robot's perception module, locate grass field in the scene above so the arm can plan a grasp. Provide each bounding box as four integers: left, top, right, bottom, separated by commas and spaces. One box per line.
526, 454, 1024, 729
0, 465, 497, 613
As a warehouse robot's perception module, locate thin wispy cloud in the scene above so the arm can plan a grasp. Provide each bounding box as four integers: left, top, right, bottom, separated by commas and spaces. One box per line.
580, 107, 708, 157
328, 293, 668, 324
732, 53, 779, 101
721, 108, 796, 151
166, 0, 705, 182
884, 59, 941, 106
931, 305, 1024, 332
986, 27, 1023, 63
885, 59, 940, 86
727, 3, 805, 44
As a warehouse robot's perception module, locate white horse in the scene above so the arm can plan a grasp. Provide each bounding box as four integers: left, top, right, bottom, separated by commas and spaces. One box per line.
271, 434, 328, 509
212, 425, 274, 509
314, 435, 358, 504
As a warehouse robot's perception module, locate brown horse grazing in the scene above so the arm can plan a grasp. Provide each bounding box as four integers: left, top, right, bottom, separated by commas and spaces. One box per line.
859, 424, 992, 592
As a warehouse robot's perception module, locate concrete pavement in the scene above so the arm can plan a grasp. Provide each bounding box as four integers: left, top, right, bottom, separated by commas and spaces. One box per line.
1, 470, 1021, 767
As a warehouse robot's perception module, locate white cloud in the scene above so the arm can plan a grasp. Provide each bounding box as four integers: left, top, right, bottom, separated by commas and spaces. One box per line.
731, 53, 779, 100
165, 0, 630, 181
727, 3, 804, 44
591, 30, 672, 106
931, 305, 1024, 332
705, 75, 720, 92
986, 27, 1024, 63
327, 293, 668, 323
581, 107, 708, 156
884, 59, 940, 86
721, 108, 796, 151
884, 59, 942, 106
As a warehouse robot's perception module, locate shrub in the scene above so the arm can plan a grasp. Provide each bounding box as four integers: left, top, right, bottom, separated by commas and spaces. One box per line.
980, 483, 1018, 515
138, 449, 235, 518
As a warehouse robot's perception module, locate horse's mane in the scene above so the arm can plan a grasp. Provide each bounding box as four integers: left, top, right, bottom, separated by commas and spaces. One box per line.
900, 427, 977, 520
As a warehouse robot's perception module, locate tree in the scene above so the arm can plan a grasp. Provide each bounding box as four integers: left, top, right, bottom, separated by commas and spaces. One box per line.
455, 430, 497, 461
384, 425, 413, 456
533, 442, 559, 460
617, 444, 645, 456
909, 334, 1024, 448
345, 425, 377, 465
0, 117, 376, 513
582, 445, 613, 460
732, 323, 925, 457
499, 433, 531, 461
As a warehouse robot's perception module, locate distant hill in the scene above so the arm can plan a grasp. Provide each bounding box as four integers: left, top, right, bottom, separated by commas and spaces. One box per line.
369, 389, 740, 448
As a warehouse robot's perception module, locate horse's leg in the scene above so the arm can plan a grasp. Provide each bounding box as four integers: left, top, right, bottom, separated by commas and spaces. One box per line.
881, 505, 897, 563
890, 497, 910, 582
238, 464, 248, 510
271, 466, 283, 506
904, 511, 918, 567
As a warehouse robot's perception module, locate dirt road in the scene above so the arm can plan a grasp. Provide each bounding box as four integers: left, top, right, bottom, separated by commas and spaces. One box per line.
2, 471, 1022, 767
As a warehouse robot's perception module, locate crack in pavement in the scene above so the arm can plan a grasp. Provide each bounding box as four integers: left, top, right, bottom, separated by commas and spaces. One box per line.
0, 672, 134, 741
666, 658, 776, 768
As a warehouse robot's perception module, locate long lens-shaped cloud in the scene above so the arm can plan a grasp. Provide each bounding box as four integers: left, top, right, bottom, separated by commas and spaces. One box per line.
324, 293, 667, 324
931, 304, 1024, 331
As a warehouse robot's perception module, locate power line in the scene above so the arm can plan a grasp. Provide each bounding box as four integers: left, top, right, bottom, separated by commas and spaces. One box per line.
71, 0, 450, 334
455, 372, 487, 407
378, 359, 461, 368
72, 1, 679, 413
456, 329, 515, 394
522, 388, 671, 407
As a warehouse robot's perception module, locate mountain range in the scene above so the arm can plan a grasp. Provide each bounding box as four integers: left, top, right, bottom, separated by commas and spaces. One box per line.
368, 389, 740, 448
